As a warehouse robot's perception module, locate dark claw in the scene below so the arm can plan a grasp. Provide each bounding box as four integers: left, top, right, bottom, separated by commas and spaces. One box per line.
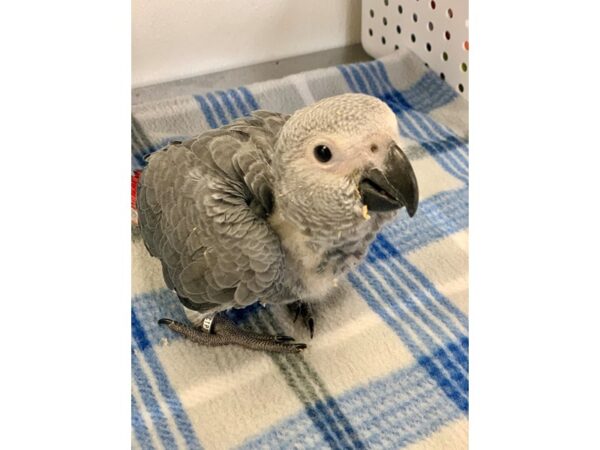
275, 335, 295, 342
294, 343, 308, 350
307, 318, 315, 339
158, 318, 174, 326
288, 301, 316, 338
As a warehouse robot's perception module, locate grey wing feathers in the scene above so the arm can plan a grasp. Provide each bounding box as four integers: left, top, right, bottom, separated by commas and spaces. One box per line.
137, 111, 289, 311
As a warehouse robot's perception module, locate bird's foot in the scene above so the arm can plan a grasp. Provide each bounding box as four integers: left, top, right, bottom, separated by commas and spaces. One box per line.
157, 315, 306, 353
289, 301, 316, 339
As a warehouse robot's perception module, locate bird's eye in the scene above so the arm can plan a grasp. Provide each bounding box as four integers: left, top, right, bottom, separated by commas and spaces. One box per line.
313, 145, 332, 163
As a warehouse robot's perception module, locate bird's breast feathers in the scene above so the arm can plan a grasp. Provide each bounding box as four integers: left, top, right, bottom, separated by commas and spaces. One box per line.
268, 208, 368, 302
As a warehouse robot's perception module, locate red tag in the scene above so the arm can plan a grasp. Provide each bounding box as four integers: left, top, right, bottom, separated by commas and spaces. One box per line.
131, 170, 142, 210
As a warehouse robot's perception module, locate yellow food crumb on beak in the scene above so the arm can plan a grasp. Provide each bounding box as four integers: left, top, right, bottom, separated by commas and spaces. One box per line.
362, 205, 371, 220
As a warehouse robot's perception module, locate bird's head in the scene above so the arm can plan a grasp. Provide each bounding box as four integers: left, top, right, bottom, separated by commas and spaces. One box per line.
272, 93, 419, 237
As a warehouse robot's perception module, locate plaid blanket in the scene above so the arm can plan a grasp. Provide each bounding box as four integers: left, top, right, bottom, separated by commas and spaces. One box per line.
131, 47, 469, 450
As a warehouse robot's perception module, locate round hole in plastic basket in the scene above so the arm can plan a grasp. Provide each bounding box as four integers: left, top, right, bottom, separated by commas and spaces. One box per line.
398, 4, 403, 14
447, 8, 454, 18
383, 17, 388, 26
412, 13, 418, 22
426, 42, 432, 52
384, 0, 389, 5
411, 33, 416, 43
369, 28, 373, 36
430, 0, 436, 9
461, 62, 467, 72
463, 40, 469, 51
370, 9, 374, 18
440, 72, 445, 80
396, 25, 401, 34
428, 21, 434, 31
458, 83, 464, 93
381, 36, 387, 45
445, 30, 451, 40
442, 51, 448, 61
394, 44, 399, 50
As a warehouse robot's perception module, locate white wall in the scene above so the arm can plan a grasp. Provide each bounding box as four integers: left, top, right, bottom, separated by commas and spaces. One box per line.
132, 0, 361, 87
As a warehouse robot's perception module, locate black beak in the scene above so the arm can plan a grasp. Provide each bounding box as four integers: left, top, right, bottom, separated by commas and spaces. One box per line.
358, 144, 419, 217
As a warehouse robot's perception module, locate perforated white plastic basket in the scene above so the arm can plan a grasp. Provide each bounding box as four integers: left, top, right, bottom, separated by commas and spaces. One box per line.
361, 0, 469, 99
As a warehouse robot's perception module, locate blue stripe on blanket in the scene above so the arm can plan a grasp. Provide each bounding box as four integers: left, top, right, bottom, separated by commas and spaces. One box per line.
216, 90, 238, 118
239, 339, 464, 449
206, 92, 229, 126
239, 86, 259, 110
132, 310, 203, 449
131, 351, 178, 448
382, 186, 468, 253
400, 70, 458, 112
131, 394, 156, 450
194, 94, 219, 129
226, 88, 252, 116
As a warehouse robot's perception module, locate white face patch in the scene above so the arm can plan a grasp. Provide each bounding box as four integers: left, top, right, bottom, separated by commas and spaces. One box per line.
301, 129, 400, 179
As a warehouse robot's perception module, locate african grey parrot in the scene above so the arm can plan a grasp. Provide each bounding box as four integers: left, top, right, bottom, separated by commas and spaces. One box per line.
136, 93, 418, 353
